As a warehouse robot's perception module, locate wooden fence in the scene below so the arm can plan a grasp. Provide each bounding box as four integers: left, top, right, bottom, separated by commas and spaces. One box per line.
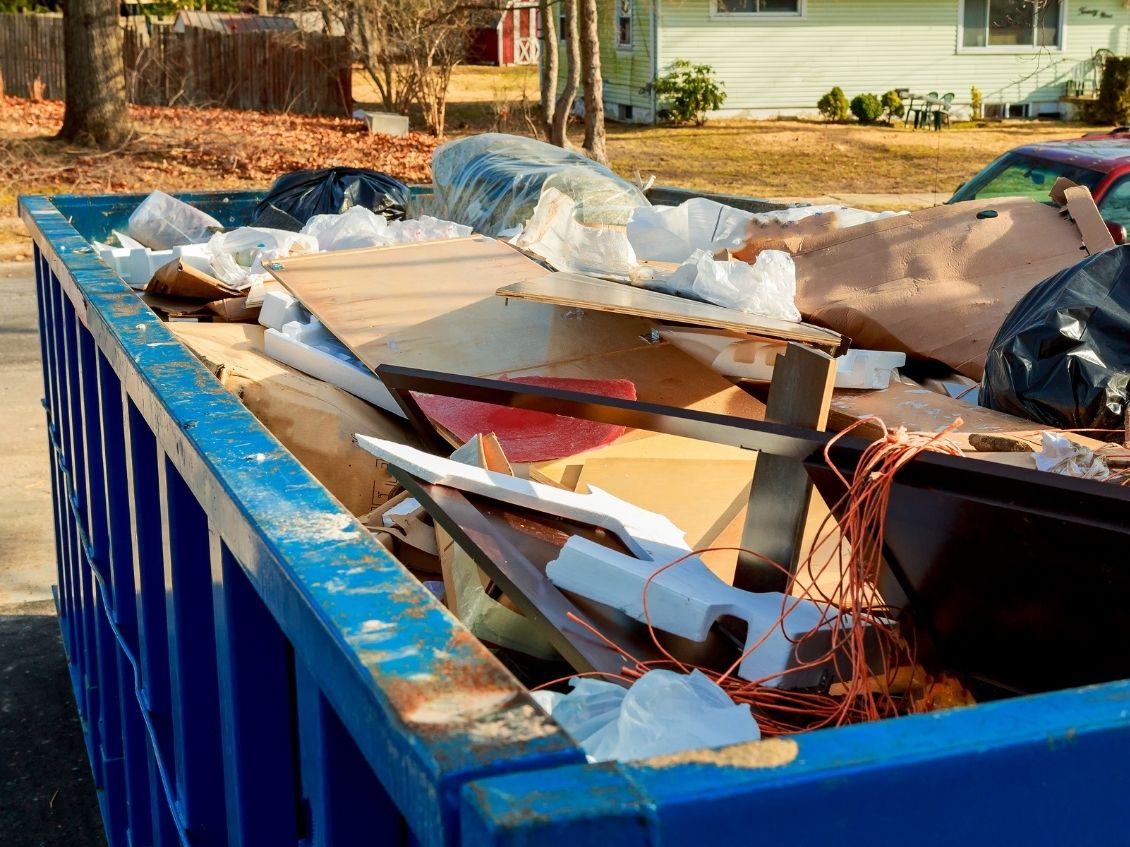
0, 13, 353, 116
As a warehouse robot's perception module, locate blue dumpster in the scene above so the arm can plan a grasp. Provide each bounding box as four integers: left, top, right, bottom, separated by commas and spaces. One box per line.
20, 189, 1130, 847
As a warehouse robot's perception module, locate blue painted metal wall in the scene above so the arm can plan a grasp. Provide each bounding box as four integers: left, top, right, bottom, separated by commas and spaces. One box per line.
21, 191, 582, 847
22, 188, 1130, 847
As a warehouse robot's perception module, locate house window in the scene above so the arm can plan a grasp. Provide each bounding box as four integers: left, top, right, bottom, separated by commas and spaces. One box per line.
961, 0, 1062, 49
617, 0, 633, 47
715, 0, 802, 14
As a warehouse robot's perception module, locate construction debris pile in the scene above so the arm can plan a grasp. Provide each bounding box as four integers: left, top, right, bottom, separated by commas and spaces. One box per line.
100, 134, 1130, 762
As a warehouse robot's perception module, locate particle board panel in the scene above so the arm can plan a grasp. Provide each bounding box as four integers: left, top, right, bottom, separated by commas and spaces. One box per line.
266, 236, 657, 379
496, 272, 843, 349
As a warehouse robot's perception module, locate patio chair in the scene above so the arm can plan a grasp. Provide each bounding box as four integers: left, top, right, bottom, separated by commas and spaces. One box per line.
908, 91, 938, 129
932, 92, 955, 131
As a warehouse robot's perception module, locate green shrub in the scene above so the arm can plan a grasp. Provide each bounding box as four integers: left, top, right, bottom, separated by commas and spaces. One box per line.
817, 86, 850, 121
649, 60, 727, 127
881, 90, 904, 120
970, 86, 983, 119
850, 93, 883, 124
1092, 56, 1130, 125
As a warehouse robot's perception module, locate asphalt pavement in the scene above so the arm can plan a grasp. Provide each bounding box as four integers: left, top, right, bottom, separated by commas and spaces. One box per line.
0, 260, 106, 846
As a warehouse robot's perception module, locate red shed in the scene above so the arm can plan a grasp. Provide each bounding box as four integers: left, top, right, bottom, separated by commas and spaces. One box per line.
468, 1, 539, 66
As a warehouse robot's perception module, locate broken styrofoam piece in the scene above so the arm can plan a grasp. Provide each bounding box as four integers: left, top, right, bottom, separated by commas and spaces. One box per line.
263, 328, 396, 413
547, 536, 827, 684
1034, 432, 1112, 480
357, 437, 832, 683
258, 289, 310, 331
514, 187, 639, 279
651, 249, 801, 321
627, 197, 756, 262
532, 669, 761, 762
381, 496, 421, 527
127, 190, 223, 250
93, 241, 213, 289
300, 206, 472, 252
659, 329, 905, 389
207, 227, 319, 289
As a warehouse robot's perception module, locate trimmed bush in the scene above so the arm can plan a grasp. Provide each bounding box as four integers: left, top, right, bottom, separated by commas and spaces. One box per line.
851, 93, 883, 124
650, 60, 727, 127
817, 86, 850, 121
881, 90, 904, 120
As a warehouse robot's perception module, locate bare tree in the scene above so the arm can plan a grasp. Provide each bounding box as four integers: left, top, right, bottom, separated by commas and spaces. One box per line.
577, 0, 606, 163
537, 0, 558, 137
59, 0, 132, 148
551, 0, 579, 148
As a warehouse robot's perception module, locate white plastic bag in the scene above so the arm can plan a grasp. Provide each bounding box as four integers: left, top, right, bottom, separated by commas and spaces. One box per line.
656, 249, 800, 320
206, 227, 318, 289
532, 669, 760, 763
301, 206, 471, 252
127, 190, 223, 250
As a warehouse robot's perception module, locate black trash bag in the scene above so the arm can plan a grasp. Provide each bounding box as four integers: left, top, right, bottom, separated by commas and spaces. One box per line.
253, 167, 410, 231
981, 244, 1130, 430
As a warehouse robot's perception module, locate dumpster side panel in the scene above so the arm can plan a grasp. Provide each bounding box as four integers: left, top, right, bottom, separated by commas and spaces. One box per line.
462, 680, 1130, 846
21, 193, 584, 847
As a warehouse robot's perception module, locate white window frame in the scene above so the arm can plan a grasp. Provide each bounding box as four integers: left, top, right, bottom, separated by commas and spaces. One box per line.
956, 0, 1066, 54
710, 0, 806, 20
616, 0, 634, 49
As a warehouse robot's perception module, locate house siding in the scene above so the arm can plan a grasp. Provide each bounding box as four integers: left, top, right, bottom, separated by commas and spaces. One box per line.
557, 0, 658, 121
626, 0, 1130, 117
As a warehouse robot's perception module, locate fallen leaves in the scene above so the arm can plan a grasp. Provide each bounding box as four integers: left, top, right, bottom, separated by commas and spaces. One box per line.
1, 96, 442, 216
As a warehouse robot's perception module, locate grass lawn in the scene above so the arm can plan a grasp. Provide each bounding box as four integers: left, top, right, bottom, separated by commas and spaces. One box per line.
0, 62, 1114, 257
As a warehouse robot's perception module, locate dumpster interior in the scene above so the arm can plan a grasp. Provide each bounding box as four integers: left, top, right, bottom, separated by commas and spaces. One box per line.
66, 133, 1130, 762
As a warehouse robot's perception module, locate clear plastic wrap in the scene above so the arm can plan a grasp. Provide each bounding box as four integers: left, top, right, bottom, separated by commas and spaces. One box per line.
206, 227, 318, 289
428, 133, 649, 236
127, 190, 223, 250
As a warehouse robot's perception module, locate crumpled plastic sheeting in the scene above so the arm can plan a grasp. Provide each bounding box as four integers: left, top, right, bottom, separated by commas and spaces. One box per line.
206, 227, 318, 289
1033, 432, 1112, 481
127, 190, 223, 250
531, 669, 760, 763
652, 248, 801, 320
627, 198, 755, 262
513, 187, 638, 278
428, 133, 649, 236
301, 206, 471, 252
982, 245, 1130, 430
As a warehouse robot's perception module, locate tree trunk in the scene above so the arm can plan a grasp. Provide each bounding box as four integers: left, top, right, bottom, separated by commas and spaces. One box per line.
59, 0, 132, 148
577, 0, 606, 164
537, 0, 557, 137
551, 0, 579, 148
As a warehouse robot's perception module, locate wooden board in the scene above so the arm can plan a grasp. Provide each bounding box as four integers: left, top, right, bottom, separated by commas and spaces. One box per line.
496, 272, 843, 349
267, 236, 658, 380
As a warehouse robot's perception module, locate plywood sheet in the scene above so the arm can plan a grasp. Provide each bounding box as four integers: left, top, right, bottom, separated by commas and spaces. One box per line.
266, 236, 657, 379
496, 272, 843, 348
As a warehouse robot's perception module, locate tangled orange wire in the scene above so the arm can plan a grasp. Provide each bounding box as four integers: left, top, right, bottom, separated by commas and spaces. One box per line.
537, 416, 966, 736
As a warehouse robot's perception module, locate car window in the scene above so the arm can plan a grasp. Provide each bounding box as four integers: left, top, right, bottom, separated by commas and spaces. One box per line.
1098, 176, 1130, 230
951, 152, 1104, 203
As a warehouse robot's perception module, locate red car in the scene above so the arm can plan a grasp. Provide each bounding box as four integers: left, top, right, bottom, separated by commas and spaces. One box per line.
949, 128, 1130, 241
